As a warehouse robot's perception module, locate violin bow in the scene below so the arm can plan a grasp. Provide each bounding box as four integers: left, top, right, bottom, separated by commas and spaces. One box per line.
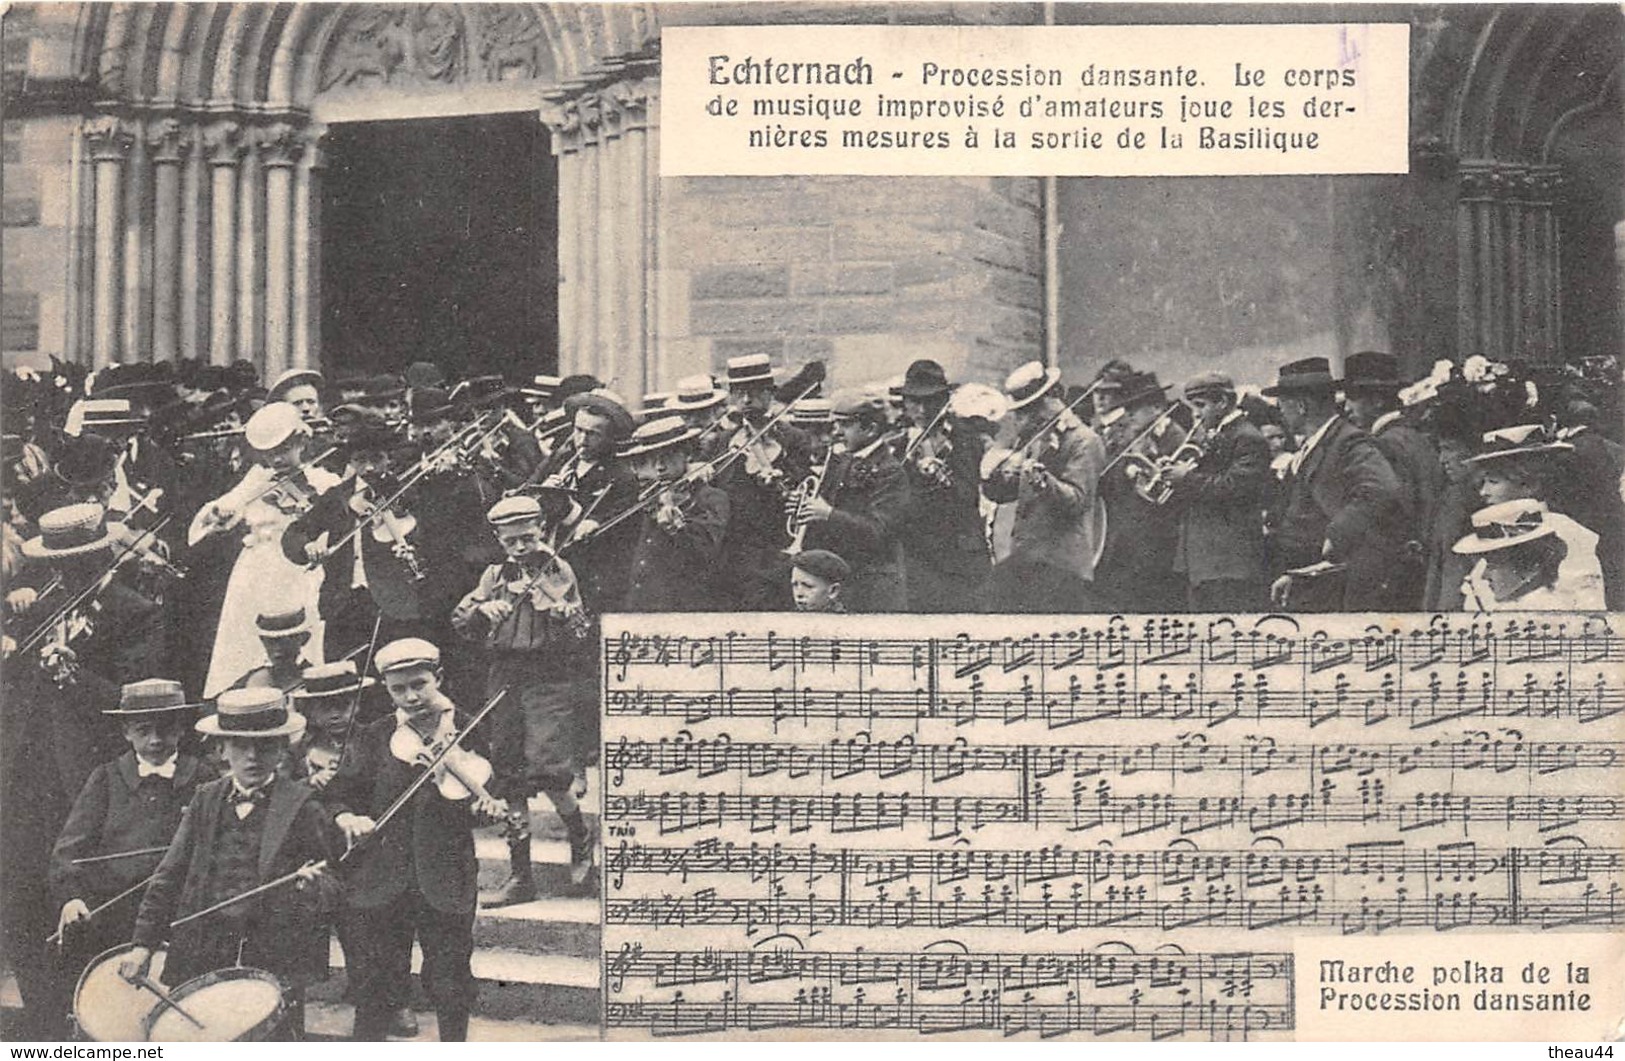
18, 514, 174, 656
45, 871, 158, 945
985, 384, 1099, 478
330, 613, 383, 778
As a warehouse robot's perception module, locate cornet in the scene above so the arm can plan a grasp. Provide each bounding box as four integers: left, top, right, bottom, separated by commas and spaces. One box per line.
783, 445, 834, 555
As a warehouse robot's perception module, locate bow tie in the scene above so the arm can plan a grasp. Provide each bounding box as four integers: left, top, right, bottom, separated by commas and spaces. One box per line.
137, 760, 176, 780
231, 785, 270, 819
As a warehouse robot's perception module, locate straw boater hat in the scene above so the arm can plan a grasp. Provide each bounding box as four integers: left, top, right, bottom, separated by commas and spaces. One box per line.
267, 368, 324, 402
1466, 424, 1575, 464
374, 637, 441, 675
790, 398, 834, 428
255, 605, 313, 640
1003, 360, 1062, 411
520, 374, 562, 402
621, 416, 700, 458
104, 678, 203, 717
670, 374, 725, 412
65, 398, 146, 438
243, 401, 309, 452
725, 354, 776, 389
197, 687, 305, 739
1452, 499, 1560, 556
290, 660, 375, 701
23, 502, 125, 559
1262, 357, 1338, 398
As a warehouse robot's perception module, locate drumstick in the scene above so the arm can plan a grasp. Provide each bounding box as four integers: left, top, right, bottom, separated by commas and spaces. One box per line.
45, 873, 156, 945
132, 975, 207, 1030
71, 844, 169, 865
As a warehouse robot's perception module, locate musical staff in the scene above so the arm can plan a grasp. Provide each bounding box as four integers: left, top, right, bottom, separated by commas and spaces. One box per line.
600, 613, 1625, 1041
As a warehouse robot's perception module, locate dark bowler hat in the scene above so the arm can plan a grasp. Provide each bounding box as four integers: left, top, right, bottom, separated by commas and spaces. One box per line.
622, 415, 701, 458
197, 687, 305, 739
1341, 351, 1403, 394
1262, 357, 1338, 397
53, 435, 118, 488
556, 374, 602, 402
105, 678, 202, 716
291, 661, 375, 700
900, 360, 951, 399
23, 502, 123, 559
1116, 371, 1173, 410
792, 548, 851, 583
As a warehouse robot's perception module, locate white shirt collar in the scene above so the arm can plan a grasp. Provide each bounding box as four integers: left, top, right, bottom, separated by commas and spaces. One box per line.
1289, 414, 1339, 476
1370, 410, 1403, 436
137, 754, 178, 779
1216, 408, 1245, 432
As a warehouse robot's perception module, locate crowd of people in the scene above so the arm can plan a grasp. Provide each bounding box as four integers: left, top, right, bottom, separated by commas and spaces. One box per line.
0, 343, 1619, 1039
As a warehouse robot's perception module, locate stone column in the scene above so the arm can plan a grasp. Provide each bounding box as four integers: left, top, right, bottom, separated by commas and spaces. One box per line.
1456, 160, 1563, 362
291, 128, 325, 370
85, 116, 133, 368
206, 123, 244, 365
179, 124, 208, 362
260, 124, 304, 378
544, 96, 583, 377
237, 131, 265, 368
150, 119, 191, 361
122, 121, 150, 362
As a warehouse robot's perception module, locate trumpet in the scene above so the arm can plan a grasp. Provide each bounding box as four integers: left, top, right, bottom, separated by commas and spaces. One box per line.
783, 445, 834, 555
1119, 439, 1204, 505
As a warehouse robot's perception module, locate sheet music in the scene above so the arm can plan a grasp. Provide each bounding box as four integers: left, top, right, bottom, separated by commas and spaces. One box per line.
600, 613, 1624, 1041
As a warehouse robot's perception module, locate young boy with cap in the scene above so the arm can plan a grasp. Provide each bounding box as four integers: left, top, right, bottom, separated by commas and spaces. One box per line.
45, 679, 204, 1037
120, 688, 336, 1040
790, 550, 850, 613
324, 638, 502, 1041
452, 495, 594, 905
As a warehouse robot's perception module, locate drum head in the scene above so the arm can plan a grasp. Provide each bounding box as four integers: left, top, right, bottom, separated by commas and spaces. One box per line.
73, 945, 167, 1042
144, 966, 284, 1042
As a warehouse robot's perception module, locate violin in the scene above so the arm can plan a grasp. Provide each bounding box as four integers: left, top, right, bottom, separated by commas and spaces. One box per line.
738, 430, 785, 486
388, 720, 501, 804
39, 604, 97, 684
502, 557, 591, 640
346, 483, 424, 581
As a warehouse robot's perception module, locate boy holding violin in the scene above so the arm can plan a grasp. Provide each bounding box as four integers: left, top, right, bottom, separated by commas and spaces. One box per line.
324, 638, 504, 1042
452, 494, 594, 905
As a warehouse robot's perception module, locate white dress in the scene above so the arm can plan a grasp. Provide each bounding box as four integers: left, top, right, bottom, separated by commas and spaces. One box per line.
192, 463, 341, 696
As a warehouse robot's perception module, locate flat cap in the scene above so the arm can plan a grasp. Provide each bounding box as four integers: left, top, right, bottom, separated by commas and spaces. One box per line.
374, 637, 442, 674
1183, 371, 1235, 398
486, 494, 543, 526
792, 548, 851, 583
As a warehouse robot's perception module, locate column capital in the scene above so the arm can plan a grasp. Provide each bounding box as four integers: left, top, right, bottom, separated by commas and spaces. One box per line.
204, 122, 247, 167
84, 115, 135, 162
606, 77, 656, 131
148, 118, 194, 165
258, 123, 306, 169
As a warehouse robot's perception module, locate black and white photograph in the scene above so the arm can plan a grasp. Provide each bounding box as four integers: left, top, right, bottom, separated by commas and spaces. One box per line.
0, 0, 1620, 1045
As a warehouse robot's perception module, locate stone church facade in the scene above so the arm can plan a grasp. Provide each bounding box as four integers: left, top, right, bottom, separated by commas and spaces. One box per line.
2, 3, 1620, 395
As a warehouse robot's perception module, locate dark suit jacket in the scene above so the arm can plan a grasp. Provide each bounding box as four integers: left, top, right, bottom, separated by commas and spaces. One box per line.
802, 447, 907, 611
896, 417, 991, 578
618, 484, 730, 612
534, 450, 641, 613
282, 477, 427, 623
321, 714, 480, 915
1269, 416, 1404, 610
714, 424, 815, 609
132, 776, 337, 987
1172, 413, 1270, 586
50, 751, 205, 906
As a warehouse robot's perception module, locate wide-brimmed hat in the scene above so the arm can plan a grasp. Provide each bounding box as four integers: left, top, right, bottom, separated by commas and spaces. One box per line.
197, 687, 305, 739
1452, 499, 1560, 555
622, 415, 701, 458
255, 606, 313, 640
900, 360, 951, 400
670, 374, 725, 412
1467, 423, 1575, 464
244, 402, 309, 451
53, 435, 118, 488
65, 398, 146, 438
105, 678, 203, 717
291, 660, 375, 700
1003, 361, 1062, 410
1116, 371, 1173, 410
267, 368, 324, 402
1262, 357, 1338, 398
725, 354, 776, 389
563, 392, 635, 439
520, 374, 562, 402
23, 502, 124, 559
1340, 351, 1403, 394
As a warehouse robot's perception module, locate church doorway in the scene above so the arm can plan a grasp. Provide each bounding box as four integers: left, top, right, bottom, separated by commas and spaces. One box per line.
319, 111, 559, 381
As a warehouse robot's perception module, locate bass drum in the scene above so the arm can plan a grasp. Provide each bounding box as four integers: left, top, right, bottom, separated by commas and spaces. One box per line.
143, 966, 285, 1042
72, 945, 167, 1042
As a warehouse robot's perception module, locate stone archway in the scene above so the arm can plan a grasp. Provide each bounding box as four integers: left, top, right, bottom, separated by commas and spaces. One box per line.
1445, 4, 1623, 362
67, 2, 661, 389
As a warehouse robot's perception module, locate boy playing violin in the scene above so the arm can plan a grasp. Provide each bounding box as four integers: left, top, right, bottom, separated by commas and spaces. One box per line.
452, 494, 594, 905
324, 638, 504, 1041
120, 688, 337, 1040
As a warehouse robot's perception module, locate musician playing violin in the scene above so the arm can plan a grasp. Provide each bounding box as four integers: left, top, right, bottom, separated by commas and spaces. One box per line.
452, 495, 595, 905
982, 361, 1108, 613
283, 420, 435, 655
189, 402, 340, 698
325, 639, 499, 1042
530, 392, 639, 613
617, 416, 730, 613
1094, 371, 1188, 613
712, 354, 813, 610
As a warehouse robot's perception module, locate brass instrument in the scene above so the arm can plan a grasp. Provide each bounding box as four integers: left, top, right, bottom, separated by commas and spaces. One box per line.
1104, 406, 1204, 506
782, 443, 834, 555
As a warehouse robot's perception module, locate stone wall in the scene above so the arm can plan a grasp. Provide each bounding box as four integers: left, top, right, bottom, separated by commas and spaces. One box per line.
659, 173, 1043, 394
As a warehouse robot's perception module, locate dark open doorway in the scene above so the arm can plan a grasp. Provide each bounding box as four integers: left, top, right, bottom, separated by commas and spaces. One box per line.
320, 112, 558, 381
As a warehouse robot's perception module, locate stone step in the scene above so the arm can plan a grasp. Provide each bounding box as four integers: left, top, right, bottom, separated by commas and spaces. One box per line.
475, 896, 600, 959
315, 942, 600, 1026
305, 1000, 599, 1042
473, 836, 598, 898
